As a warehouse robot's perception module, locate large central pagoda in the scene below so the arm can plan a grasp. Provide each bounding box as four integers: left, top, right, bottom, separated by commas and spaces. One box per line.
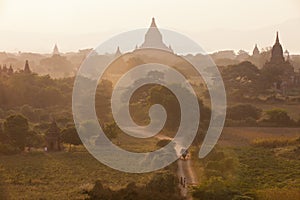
139, 18, 173, 52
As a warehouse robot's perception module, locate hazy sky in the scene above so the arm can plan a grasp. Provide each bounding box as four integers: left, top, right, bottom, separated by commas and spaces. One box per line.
0, 0, 299, 53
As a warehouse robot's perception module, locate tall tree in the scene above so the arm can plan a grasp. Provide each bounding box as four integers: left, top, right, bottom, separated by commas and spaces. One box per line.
61, 126, 82, 151
3, 114, 29, 150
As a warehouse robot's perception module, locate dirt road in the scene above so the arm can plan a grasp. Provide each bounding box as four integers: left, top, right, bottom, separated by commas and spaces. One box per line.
177, 153, 198, 199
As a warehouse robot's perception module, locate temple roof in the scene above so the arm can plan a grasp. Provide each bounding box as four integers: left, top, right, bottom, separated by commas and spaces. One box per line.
270, 32, 285, 63
24, 60, 31, 73
114, 46, 122, 57
275, 31, 280, 44
139, 18, 172, 52
46, 120, 60, 138
253, 44, 260, 55
150, 17, 157, 28
53, 44, 60, 55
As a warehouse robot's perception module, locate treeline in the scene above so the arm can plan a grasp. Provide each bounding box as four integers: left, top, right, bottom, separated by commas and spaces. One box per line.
84, 172, 183, 200
0, 73, 73, 108
221, 61, 300, 102
225, 104, 300, 127
0, 114, 81, 155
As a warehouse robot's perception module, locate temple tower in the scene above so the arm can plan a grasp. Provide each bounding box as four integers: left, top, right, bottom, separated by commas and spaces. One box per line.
46, 120, 61, 151
252, 44, 260, 56
270, 32, 285, 64
140, 18, 172, 52
53, 44, 60, 56
24, 60, 31, 73
114, 46, 122, 58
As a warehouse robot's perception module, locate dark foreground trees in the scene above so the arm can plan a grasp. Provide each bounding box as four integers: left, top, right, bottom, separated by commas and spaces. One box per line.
3, 114, 29, 151
61, 126, 82, 151
85, 172, 183, 200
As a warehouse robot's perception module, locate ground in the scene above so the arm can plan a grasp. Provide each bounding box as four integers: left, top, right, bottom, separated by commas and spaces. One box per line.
0, 151, 154, 200
1, 127, 300, 200
190, 127, 300, 200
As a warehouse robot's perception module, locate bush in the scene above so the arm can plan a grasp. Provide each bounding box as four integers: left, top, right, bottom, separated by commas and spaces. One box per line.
192, 177, 239, 200
86, 172, 183, 200
227, 104, 262, 121
156, 139, 171, 148
0, 143, 20, 155
263, 109, 295, 127
146, 172, 178, 193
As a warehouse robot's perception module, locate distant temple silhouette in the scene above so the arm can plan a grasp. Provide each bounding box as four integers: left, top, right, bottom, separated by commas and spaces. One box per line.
114, 46, 122, 58
261, 32, 299, 95
139, 18, 173, 52
45, 119, 61, 151
111, 18, 173, 58
252, 44, 260, 57
0, 60, 31, 76
53, 44, 60, 56
270, 32, 285, 63
24, 60, 31, 73
263, 32, 294, 75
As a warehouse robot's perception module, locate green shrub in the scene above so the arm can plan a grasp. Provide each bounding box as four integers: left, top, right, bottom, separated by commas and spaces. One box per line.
156, 139, 171, 148
0, 143, 20, 155
227, 104, 262, 121
263, 109, 295, 127
192, 177, 238, 200
86, 172, 183, 200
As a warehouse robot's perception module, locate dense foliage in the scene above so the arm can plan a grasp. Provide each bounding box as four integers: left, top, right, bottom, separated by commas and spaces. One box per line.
86, 172, 183, 200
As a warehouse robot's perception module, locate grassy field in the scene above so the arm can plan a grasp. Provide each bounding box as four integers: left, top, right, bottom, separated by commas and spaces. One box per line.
235, 146, 300, 190
191, 127, 300, 200
1, 127, 300, 200
0, 151, 154, 200
0, 128, 167, 200
219, 127, 300, 146
254, 103, 300, 121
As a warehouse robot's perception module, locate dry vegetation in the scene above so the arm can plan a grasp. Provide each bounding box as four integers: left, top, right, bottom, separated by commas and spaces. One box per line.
0, 151, 154, 200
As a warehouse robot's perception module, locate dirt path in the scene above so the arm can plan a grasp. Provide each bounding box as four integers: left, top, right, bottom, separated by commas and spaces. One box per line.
125, 128, 199, 199
177, 154, 198, 200
154, 134, 199, 199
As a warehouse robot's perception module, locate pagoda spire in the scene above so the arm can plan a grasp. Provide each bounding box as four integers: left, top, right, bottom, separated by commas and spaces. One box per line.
114, 46, 122, 57
53, 44, 60, 55
24, 60, 31, 73
150, 17, 157, 28
253, 44, 260, 56
276, 31, 280, 44
140, 18, 172, 52
269, 31, 285, 63
8, 64, 13, 74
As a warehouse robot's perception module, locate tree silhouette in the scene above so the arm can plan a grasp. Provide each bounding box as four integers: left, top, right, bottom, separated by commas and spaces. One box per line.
61, 126, 82, 151
3, 114, 29, 150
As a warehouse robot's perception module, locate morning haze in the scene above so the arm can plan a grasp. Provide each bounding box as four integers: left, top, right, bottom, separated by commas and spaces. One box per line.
0, 1, 300, 200
0, 0, 299, 53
